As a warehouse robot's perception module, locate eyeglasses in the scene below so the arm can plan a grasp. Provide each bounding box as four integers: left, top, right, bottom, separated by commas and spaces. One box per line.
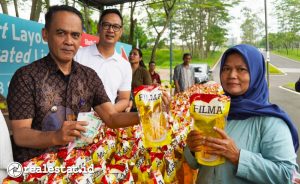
101, 22, 122, 32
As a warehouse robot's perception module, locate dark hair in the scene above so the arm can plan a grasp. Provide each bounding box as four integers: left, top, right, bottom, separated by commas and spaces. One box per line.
149, 61, 156, 66
99, 9, 123, 25
223, 50, 246, 64
183, 53, 192, 59
45, 5, 84, 30
131, 48, 146, 68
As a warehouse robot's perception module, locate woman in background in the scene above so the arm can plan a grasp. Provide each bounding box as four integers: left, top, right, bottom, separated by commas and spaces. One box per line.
125, 48, 152, 112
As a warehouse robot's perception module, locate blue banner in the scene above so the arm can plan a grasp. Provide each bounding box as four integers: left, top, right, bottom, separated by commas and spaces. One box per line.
0, 14, 48, 97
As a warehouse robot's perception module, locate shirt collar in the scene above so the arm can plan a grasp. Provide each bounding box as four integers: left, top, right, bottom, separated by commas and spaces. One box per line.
90, 44, 119, 62
45, 54, 78, 75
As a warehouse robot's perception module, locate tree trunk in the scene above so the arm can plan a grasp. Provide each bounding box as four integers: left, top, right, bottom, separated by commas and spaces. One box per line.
13, 0, 19, 17
149, 0, 177, 63
0, 0, 9, 14
30, 0, 37, 20
45, 0, 50, 9
83, 6, 90, 33
72, 0, 76, 7
150, 19, 170, 62
119, 4, 123, 14
30, 0, 43, 21
34, 0, 43, 21
129, 2, 136, 45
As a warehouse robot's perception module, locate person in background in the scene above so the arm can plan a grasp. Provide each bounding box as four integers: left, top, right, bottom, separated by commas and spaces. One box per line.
185, 44, 298, 184
173, 53, 195, 94
125, 48, 152, 112
7, 5, 144, 163
74, 9, 131, 112
0, 110, 13, 183
149, 61, 161, 85
295, 77, 300, 92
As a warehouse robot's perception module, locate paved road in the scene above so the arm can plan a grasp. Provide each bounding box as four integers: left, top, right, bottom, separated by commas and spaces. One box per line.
212, 53, 300, 164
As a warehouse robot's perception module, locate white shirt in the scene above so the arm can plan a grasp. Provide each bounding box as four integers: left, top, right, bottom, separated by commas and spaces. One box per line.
0, 110, 13, 183
74, 44, 132, 103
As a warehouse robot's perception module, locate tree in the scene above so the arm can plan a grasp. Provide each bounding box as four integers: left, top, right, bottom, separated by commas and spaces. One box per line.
274, 0, 300, 33
30, 0, 43, 21
13, 0, 19, 17
175, 0, 233, 59
273, 0, 300, 51
240, 7, 264, 46
121, 15, 149, 49
146, 0, 178, 62
129, 2, 137, 45
0, 0, 8, 14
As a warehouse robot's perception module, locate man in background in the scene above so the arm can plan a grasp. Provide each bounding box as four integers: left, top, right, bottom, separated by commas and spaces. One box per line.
173, 53, 195, 93
149, 61, 161, 85
75, 9, 131, 112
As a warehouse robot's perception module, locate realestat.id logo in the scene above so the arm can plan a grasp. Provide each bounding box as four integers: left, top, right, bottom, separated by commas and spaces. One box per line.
7, 162, 23, 178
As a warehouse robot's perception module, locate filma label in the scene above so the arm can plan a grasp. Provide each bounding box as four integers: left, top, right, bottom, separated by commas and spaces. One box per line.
193, 104, 223, 114
138, 91, 161, 102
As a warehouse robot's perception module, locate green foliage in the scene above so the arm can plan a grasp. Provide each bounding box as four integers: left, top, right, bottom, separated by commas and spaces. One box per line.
80, 8, 98, 35
205, 25, 227, 50
274, 0, 300, 33
174, 0, 233, 58
133, 23, 151, 49
268, 32, 299, 52
120, 16, 150, 49
88, 19, 98, 35
240, 7, 264, 45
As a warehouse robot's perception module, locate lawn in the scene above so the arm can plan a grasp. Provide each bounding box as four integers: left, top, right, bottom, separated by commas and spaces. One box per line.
268, 63, 283, 75
282, 82, 295, 91
142, 49, 223, 69
142, 48, 283, 75
273, 49, 300, 62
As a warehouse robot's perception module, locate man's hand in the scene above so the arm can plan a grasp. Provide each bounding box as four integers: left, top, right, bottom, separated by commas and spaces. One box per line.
161, 91, 171, 112
125, 100, 133, 112
53, 121, 87, 146
114, 91, 131, 112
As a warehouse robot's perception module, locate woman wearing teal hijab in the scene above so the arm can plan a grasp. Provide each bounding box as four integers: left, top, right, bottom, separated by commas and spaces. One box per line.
185, 44, 298, 184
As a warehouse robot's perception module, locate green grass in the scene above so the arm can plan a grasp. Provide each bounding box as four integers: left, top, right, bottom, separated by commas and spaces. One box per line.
142, 48, 283, 75
282, 82, 295, 91
142, 49, 223, 69
272, 49, 300, 62
268, 63, 283, 74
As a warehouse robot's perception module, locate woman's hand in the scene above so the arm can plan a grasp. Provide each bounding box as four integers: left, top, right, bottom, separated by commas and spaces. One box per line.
186, 130, 206, 152
186, 128, 240, 165
204, 127, 240, 165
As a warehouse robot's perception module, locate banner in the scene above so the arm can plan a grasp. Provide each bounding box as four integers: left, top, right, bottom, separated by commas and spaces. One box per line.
0, 13, 131, 97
